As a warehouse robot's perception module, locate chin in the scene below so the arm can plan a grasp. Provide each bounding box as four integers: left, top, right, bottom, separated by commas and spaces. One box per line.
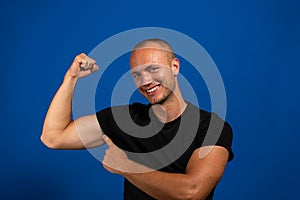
149, 96, 168, 105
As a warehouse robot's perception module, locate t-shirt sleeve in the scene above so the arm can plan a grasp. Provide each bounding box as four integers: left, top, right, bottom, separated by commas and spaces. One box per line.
95, 105, 134, 144
96, 107, 113, 139
216, 121, 234, 161
200, 112, 234, 162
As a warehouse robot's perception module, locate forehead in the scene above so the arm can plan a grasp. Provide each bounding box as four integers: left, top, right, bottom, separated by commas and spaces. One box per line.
130, 48, 169, 68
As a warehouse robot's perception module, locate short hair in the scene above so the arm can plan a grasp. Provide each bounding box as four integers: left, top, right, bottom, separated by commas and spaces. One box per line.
132, 38, 175, 62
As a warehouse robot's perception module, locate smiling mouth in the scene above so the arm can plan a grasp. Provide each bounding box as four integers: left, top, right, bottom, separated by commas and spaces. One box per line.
146, 85, 160, 94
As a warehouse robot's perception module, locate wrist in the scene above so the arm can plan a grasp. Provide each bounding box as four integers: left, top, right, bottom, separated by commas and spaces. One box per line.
63, 73, 78, 88
64, 71, 78, 81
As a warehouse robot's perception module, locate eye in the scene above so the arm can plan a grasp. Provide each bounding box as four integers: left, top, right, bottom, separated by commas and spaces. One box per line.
132, 72, 141, 79
148, 66, 158, 73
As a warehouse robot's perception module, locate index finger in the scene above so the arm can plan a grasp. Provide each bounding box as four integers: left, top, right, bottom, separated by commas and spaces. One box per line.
102, 135, 113, 147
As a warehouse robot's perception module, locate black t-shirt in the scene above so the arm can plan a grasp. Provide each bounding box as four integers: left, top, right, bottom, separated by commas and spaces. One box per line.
96, 102, 234, 200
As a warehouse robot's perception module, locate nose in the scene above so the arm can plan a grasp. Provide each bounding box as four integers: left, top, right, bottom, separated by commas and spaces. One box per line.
137, 72, 153, 87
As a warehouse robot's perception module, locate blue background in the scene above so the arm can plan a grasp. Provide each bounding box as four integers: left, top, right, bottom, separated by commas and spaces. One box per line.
1, 0, 299, 199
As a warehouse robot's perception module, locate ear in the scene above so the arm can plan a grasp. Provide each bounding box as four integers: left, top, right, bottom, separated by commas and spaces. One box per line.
171, 58, 180, 77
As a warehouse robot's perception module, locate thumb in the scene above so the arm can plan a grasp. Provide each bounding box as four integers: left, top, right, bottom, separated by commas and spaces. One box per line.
90, 64, 99, 73
67, 60, 81, 78
67, 54, 86, 78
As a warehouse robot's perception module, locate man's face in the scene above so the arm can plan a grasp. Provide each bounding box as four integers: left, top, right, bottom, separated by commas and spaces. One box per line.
130, 48, 177, 105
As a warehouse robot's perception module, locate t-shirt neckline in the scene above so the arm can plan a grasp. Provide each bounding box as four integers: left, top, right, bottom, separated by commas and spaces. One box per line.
147, 101, 191, 126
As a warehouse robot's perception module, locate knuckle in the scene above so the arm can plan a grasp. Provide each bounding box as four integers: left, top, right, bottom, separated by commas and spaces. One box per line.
75, 55, 82, 61
75, 53, 86, 60
80, 52, 86, 57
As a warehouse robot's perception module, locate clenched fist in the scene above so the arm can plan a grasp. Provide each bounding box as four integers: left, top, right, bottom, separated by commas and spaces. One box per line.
66, 53, 99, 79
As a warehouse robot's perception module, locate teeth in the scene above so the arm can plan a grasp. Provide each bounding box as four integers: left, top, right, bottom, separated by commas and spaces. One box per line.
147, 86, 159, 93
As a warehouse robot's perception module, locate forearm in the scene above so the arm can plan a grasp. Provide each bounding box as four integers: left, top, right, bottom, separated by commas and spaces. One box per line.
121, 147, 228, 200
102, 138, 226, 200
123, 171, 200, 200
102, 135, 198, 199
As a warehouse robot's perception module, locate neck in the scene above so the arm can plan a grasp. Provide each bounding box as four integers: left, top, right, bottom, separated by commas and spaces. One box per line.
151, 89, 187, 123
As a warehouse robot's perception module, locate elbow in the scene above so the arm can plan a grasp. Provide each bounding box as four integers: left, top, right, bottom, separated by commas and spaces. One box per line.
40, 129, 60, 149
180, 187, 200, 200
178, 179, 207, 200
180, 191, 204, 200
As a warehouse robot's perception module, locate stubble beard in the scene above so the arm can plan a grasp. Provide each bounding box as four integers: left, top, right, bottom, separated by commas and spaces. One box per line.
150, 86, 175, 106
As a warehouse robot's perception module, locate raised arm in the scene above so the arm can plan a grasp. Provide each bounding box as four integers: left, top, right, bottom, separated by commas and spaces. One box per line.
41, 53, 105, 149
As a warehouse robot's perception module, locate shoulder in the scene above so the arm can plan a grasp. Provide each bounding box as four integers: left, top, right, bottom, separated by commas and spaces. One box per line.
97, 102, 149, 112
187, 102, 231, 127
186, 102, 214, 123
187, 102, 234, 160
96, 102, 150, 121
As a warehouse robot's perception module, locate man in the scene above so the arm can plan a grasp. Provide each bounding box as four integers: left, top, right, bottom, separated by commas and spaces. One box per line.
41, 39, 234, 200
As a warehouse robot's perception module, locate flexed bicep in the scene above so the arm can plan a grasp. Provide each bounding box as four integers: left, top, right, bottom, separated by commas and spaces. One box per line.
73, 114, 105, 149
